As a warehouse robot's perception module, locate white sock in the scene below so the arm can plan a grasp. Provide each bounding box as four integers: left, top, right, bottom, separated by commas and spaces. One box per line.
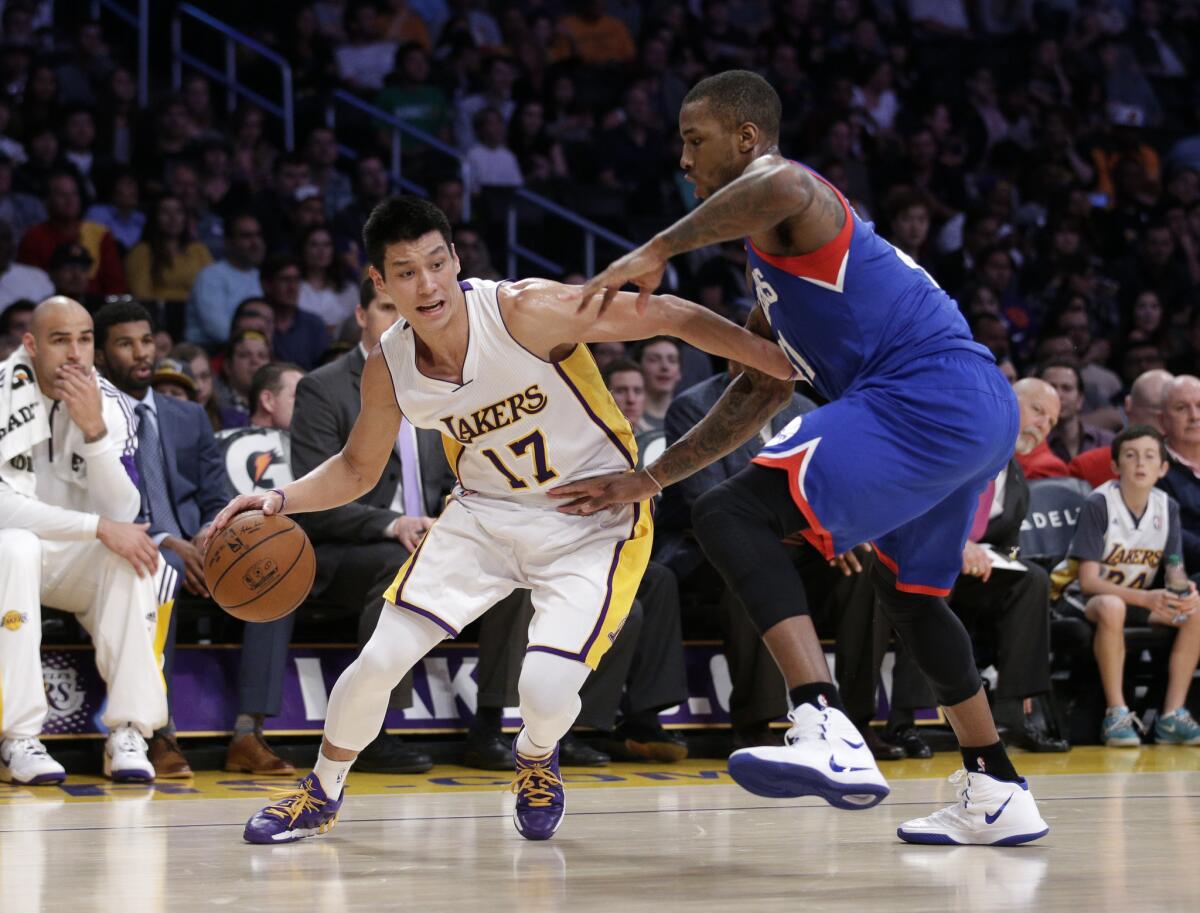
313, 751, 353, 800
515, 728, 554, 760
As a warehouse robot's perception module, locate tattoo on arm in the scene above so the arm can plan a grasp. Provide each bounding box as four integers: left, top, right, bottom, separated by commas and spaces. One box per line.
649, 307, 792, 486
661, 160, 817, 255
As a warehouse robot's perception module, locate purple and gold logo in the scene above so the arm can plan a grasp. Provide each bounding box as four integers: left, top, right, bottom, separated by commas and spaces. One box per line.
2, 610, 28, 631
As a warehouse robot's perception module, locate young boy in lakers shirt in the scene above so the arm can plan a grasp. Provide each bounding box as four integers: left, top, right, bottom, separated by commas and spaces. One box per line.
1053, 424, 1200, 747
208, 197, 794, 843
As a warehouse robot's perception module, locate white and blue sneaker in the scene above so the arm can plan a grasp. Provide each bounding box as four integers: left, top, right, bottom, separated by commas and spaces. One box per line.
1155, 708, 1200, 745
898, 770, 1049, 846
727, 702, 889, 809
1101, 706, 1143, 747
0, 737, 66, 785
103, 725, 155, 782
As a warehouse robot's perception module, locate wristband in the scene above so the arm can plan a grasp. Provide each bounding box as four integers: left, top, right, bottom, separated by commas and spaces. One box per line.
269, 488, 287, 513
643, 465, 664, 494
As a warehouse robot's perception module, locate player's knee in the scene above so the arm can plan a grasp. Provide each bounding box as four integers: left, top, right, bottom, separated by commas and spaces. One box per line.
691, 484, 731, 549
1088, 595, 1126, 627
0, 529, 41, 569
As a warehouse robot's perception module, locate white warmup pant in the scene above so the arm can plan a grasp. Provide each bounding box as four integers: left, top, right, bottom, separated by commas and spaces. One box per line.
0, 530, 171, 739
323, 600, 591, 753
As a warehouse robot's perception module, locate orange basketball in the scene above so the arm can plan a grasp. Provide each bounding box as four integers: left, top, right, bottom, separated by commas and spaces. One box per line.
203, 511, 315, 622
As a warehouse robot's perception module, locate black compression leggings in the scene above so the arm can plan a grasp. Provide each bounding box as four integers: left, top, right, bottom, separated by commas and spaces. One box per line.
692, 463, 982, 707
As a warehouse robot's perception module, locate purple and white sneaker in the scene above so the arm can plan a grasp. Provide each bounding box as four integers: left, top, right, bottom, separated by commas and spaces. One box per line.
243, 772, 343, 844
511, 734, 565, 840
0, 737, 66, 785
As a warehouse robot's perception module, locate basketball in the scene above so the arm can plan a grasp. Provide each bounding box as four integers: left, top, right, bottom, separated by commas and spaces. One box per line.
203, 511, 315, 622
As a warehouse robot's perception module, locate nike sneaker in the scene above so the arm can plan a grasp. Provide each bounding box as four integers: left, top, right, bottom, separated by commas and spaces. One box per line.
897, 770, 1049, 846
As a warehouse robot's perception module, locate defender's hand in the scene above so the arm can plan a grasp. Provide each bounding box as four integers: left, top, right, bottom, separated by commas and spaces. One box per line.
579, 238, 669, 316
549, 470, 660, 515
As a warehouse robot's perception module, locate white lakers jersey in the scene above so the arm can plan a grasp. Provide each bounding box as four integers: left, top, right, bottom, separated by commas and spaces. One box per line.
1091, 480, 1171, 588
378, 279, 636, 502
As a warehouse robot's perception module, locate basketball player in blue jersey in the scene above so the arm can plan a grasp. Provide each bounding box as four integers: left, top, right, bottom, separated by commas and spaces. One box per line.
553, 70, 1050, 846
207, 197, 793, 844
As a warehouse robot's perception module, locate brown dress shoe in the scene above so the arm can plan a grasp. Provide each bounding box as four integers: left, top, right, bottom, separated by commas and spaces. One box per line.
225, 732, 296, 776
148, 735, 193, 779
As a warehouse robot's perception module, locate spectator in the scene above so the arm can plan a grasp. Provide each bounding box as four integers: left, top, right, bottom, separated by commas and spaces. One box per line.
1158, 376, 1200, 571
883, 187, 933, 267
84, 169, 144, 253
455, 55, 518, 150
596, 84, 670, 222
452, 223, 500, 281
0, 219, 51, 307
1040, 360, 1114, 463
507, 99, 568, 184
150, 357, 195, 402
215, 329, 271, 428
125, 195, 214, 304
0, 298, 35, 336
132, 96, 193, 178
0, 153, 45, 240
17, 169, 127, 295
298, 225, 359, 333
303, 126, 354, 218
0, 296, 166, 785
464, 107, 522, 195
557, 0, 636, 66
332, 152, 391, 263
46, 242, 104, 312
1168, 306, 1200, 376
432, 176, 465, 225
251, 153, 311, 252
1057, 425, 1200, 747
95, 65, 137, 165
335, 1, 400, 91
167, 159, 228, 261
60, 107, 108, 202
635, 336, 682, 431
169, 342, 223, 433
374, 41, 451, 141
260, 253, 330, 370
1069, 368, 1174, 488
1014, 375, 1067, 480
603, 357, 649, 432
184, 213, 265, 348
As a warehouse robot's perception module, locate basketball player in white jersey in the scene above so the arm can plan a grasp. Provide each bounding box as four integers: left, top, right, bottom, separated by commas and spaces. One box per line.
208, 197, 794, 843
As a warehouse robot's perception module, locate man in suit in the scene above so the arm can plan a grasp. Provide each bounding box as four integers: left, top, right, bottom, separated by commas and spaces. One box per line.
892, 378, 1070, 753
94, 302, 298, 778
290, 279, 527, 771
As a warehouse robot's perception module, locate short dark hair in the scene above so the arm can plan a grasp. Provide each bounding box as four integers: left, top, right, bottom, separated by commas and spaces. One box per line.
602, 357, 643, 388
0, 299, 35, 334
634, 335, 680, 361
233, 296, 271, 323
1037, 359, 1084, 393
683, 70, 781, 143
224, 212, 260, 239
93, 299, 153, 348
250, 361, 304, 415
1111, 423, 1167, 464
260, 252, 302, 283
359, 276, 379, 309
363, 196, 453, 273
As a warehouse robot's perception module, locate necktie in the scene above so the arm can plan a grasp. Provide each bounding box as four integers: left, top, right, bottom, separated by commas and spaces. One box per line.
968, 478, 997, 543
398, 418, 423, 517
136, 403, 182, 538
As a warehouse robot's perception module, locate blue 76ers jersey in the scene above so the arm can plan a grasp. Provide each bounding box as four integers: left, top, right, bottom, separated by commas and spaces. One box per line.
746, 166, 991, 401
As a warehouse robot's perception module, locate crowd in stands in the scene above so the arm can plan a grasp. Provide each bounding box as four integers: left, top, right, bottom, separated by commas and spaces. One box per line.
2, 0, 1200, 782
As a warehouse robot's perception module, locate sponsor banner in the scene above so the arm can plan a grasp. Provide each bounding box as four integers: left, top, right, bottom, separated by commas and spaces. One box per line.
41, 643, 934, 736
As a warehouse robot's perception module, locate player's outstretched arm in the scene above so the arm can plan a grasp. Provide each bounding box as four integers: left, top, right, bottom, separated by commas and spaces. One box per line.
580, 156, 818, 312
502, 278, 794, 381
207, 348, 403, 538
551, 306, 793, 514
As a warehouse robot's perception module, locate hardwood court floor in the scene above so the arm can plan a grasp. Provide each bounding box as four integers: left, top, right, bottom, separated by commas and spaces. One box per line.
2, 747, 1197, 913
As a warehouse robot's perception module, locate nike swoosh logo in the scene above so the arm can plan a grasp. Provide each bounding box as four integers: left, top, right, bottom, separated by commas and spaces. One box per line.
842, 738, 865, 749
828, 755, 871, 773
984, 794, 1014, 824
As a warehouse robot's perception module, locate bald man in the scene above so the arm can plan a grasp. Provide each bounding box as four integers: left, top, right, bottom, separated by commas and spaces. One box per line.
1158, 375, 1200, 572
1068, 369, 1175, 488
890, 376, 1069, 752
1014, 378, 1066, 480
0, 296, 169, 786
